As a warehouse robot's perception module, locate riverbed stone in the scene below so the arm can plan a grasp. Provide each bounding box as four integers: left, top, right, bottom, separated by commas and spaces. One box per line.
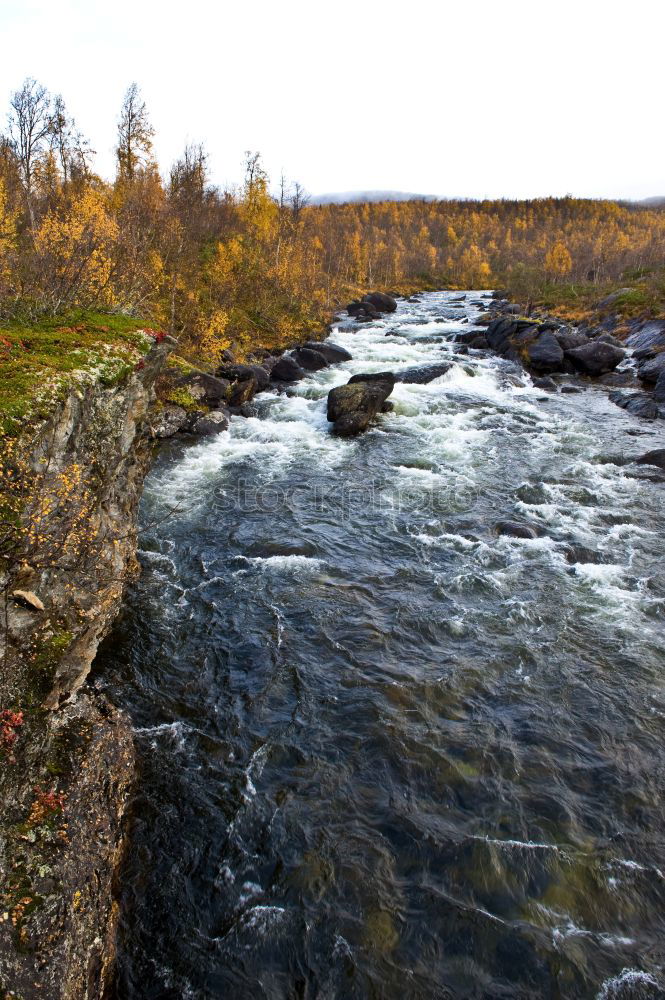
565, 341, 625, 375
494, 520, 539, 539
271, 356, 307, 381
327, 378, 394, 436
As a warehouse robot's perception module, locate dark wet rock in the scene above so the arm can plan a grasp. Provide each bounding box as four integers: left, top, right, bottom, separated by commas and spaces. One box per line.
271, 356, 306, 382
627, 318, 665, 352
504, 304, 522, 314
215, 363, 271, 393
227, 377, 258, 407
527, 332, 565, 372
188, 409, 230, 435
532, 376, 557, 391
151, 404, 188, 438
292, 347, 329, 372
475, 312, 493, 325
555, 331, 588, 351
565, 341, 625, 375
348, 371, 397, 386
381, 400, 394, 413
468, 334, 489, 349
560, 384, 584, 394
177, 372, 230, 407
363, 291, 398, 313
327, 377, 394, 436
302, 341, 352, 363
595, 332, 624, 348
596, 371, 641, 389
636, 352, 665, 384
494, 520, 538, 539
394, 362, 454, 384
564, 544, 607, 564
654, 371, 665, 407
636, 448, 665, 470
609, 391, 660, 420
456, 345, 469, 355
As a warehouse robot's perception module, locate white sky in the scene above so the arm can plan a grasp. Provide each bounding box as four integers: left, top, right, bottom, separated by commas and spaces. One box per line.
1, 0, 663, 200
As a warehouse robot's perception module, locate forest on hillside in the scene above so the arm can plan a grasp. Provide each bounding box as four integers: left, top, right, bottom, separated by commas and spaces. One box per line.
1, 79, 664, 357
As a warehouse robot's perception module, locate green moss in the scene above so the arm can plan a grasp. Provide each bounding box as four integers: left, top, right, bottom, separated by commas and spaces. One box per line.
31, 631, 74, 694
0, 310, 153, 437
164, 387, 200, 410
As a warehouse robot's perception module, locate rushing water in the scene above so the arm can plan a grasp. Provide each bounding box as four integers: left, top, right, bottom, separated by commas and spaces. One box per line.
95, 292, 665, 1000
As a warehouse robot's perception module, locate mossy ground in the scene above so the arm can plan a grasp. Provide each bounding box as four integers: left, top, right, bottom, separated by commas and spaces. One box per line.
0, 311, 152, 437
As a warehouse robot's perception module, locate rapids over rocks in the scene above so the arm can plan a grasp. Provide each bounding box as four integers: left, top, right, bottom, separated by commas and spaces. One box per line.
95, 291, 665, 1000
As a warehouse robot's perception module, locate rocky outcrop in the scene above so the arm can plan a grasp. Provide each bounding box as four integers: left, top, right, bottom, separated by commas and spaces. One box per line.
609, 391, 660, 420
346, 291, 398, 321
0, 336, 173, 998
327, 374, 395, 436
394, 362, 454, 384
636, 448, 665, 471
302, 341, 352, 363
271, 356, 306, 382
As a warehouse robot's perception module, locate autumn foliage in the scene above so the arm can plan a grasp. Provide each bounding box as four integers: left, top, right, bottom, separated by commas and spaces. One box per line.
0, 78, 664, 361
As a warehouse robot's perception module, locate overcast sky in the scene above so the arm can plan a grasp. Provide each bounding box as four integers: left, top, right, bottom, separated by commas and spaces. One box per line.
1, 0, 663, 201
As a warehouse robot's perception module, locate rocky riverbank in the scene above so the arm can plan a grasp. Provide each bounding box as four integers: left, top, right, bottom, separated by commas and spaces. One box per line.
0, 334, 173, 999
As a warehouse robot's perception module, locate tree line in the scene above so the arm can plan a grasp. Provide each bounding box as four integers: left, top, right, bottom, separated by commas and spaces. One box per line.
1, 78, 664, 356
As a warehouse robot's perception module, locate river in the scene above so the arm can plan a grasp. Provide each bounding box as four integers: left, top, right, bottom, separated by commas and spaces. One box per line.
95, 291, 665, 999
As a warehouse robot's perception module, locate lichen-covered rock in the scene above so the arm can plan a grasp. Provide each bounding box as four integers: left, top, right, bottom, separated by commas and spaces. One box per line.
189, 408, 230, 434
152, 403, 188, 438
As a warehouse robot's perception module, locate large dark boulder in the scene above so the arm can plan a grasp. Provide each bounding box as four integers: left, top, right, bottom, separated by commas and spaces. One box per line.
627, 319, 665, 352
177, 372, 230, 408
555, 331, 588, 351
271, 356, 306, 382
654, 371, 665, 408
292, 347, 329, 372
532, 376, 557, 391
636, 353, 665, 384
609, 391, 660, 420
327, 377, 394, 436
347, 300, 381, 319
636, 448, 665, 471
565, 341, 625, 376
363, 291, 398, 313
302, 341, 352, 363
394, 362, 454, 384
527, 332, 565, 372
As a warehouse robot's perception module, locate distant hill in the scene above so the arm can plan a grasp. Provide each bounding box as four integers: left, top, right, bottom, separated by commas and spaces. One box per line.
637, 196, 665, 207
310, 190, 440, 205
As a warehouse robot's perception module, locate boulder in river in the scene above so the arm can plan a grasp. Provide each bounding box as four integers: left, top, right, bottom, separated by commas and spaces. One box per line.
271, 356, 307, 382
564, 341, 625, 376
292, 347, 329, 372
526, 332, 565, 372
347, 300, 381, 320
532, 376, 558, 391
635, 448, 665, 471
302, 341, 352, 363
394, 362, 454, 384
363, 292, 398, 313
327, 376, 394, 436
636, 353, 665, 384
348, 371, 397, 386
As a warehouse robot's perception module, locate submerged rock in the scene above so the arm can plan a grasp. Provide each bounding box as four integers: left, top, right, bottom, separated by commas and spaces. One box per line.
394, 362, 454, 384
494, 520, 538, 539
